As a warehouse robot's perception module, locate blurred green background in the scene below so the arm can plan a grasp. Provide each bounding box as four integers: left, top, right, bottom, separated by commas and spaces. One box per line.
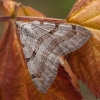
15, 0, 76, 19
15, 0, 100, 100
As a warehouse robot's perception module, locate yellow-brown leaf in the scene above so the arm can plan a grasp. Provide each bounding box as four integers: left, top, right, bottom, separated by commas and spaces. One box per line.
66, 0, 100, 98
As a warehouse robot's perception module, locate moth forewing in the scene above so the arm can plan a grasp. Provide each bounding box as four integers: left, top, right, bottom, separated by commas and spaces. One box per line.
15, 18, 92, 93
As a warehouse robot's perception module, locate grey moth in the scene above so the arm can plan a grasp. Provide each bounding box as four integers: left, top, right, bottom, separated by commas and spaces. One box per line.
15, 18, 92, 93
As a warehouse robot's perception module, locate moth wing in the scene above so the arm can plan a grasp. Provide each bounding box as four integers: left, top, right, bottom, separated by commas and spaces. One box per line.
15, 21, 60, 93
29, 53, 59, 93
15, 21, 92, 93
47, 23, 92, 55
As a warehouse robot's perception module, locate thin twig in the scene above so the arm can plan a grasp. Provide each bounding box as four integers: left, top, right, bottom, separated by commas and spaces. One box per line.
16, 16, 66, 23
0, 16, 66, 23
0, 16, 12, 21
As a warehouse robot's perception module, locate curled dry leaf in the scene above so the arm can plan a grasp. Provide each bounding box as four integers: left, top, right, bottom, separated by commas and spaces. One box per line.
0, 0, 17, 16
66, 0, 100, 98
44, 66, 83, 100
0, 0, 45, 17
0, 0, 45, 38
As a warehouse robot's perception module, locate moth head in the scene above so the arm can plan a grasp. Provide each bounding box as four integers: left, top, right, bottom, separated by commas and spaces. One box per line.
14, 21, 24, 29
15, 21, 19, 28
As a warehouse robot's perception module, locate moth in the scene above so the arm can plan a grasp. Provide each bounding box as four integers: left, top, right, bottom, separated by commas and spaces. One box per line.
15, 18, 92, 93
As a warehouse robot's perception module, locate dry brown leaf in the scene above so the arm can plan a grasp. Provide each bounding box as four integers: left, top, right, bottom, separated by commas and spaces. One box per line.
16, 5, 45, 17
44, 66, 83, 100
66, 0, 100, 98
0, 21, 39, 100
